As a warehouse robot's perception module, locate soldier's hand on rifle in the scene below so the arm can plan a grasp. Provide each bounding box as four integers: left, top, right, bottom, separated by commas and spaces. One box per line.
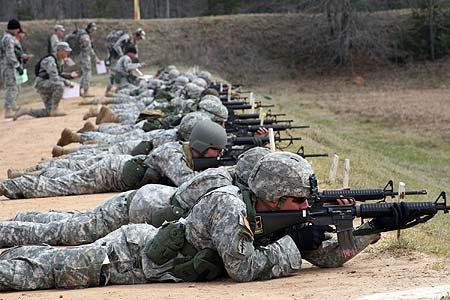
289, 225, 334, 251
370, 202, 415, 232
69, 82, 75, 88
254, 127, 269, 137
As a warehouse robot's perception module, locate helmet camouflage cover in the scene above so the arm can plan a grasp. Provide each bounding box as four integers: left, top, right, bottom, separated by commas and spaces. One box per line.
235, 147, 271, 184
248, 152, 314, 201
177, 111, 211, 141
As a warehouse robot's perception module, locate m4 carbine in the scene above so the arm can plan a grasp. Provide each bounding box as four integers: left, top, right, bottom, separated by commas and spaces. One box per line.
255, 192, 448, 257
308, 175, 427, 205
226, 124, 310, 134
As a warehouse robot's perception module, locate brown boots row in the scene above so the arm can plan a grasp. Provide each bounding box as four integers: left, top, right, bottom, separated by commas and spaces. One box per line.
83, 105, 120, 124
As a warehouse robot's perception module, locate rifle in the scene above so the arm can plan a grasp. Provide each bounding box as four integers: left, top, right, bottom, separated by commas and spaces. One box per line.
227, 124, 310, 134
226, 104, 275, 111
209, 82, 240, 91
192, 156, 236, 171
296, 146, 328, 158
230, 136, 302, 146
230, 118, 294, 126
308, 175, 427, 205
254, 192, 448, 256
232, 112, 287, 120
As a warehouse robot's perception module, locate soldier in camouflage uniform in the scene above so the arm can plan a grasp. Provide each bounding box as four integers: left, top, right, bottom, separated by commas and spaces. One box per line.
1, 19, 21, 118
0, 120, 227, 198
0, 152, 405, 291
49, 25, 65, 56
105, 28, 146, 97
79, 22, 100, 97
0, 167, 231, 247
112, 46, 145, 92
13, 42, 77, 120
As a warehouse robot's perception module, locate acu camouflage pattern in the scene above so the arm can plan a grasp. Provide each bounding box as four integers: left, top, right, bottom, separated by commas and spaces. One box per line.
235, 147, 271, 185
0, 155, 132, 199
79, 31, 97, 90
1, 32, 19, 109
113, 55, 142, 91
0, 184, 177, 247
177, 111, 211, 141
49, 33, 61, 56
33, 56, 69, 117
248, 152, 314, 201
144, 141, 197, 186
184, 185, 301, 281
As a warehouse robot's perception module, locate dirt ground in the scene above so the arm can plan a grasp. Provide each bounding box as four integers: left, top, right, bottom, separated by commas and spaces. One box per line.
0, 88, 450, 300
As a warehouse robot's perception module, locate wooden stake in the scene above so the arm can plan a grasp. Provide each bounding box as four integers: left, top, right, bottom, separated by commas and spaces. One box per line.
268, 128, 276, 152
329, 154, 339, 183
343, 159, 350, 188
249, 92, 255, 114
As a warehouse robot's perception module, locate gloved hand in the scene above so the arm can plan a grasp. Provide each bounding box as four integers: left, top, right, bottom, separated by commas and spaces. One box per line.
371, 202, 415, 232
289, 225, 334, 251
16, 66, 24, 76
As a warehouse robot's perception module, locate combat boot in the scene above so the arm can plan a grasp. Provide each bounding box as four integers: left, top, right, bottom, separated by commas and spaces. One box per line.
4, 108, 14, 119
57, 128, 81, 146
83, 106, 100, 120
95, 106, 120, 124
77, 121, 96, 133
13, 107, 32, 121
0, 184, 4, 197
52, 145, 77, 157
49, 106, 67, 117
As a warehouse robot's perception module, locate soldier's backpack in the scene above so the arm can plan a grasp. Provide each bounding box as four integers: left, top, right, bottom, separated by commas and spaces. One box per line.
106, 29, 131, 59
34, 55, 57, 79
64, 29, 85, 56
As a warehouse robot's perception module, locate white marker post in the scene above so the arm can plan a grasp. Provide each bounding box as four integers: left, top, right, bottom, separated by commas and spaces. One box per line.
329, 154, 339, 183
219, 83, 223, 93
343, 159, 350, 188
249, 92, 255, 114
259, 107, 264, 126
397, 181, 406, 240
268, 128, 276, 152
227, 85, 231, 102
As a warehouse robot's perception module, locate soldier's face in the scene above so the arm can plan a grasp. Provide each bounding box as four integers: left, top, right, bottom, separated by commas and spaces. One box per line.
255, 197, 309, 212
203, 148, 223, 158
56, 30, 65, 38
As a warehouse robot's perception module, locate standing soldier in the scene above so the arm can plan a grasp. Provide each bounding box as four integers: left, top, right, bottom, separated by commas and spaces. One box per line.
0, 19, 21, 119
79, 22, 100, 98
105, 28, 146, 97
49, 24, 66, 56
13, 42, 78, 120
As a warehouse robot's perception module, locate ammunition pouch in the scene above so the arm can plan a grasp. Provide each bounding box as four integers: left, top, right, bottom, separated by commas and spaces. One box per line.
172, 248, 225, 282
121, 158, 160, 189
130, 140, 154, 156
145, 222, 186, 265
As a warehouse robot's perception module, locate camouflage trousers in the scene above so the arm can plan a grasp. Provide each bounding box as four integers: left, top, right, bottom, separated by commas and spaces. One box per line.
31, 79, 64, 118
97, 123, 138, 135
0, 155, 132, 199
1, 66, 19, 110
35, 153, 111, 172
1, 184, 176, 247
61, 140, 143, 157
79, 54, 92, 90
0, 224, 158, 291
80, 129, 150, 144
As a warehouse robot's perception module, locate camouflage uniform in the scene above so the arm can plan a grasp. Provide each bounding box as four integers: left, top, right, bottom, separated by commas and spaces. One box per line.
49, 33, 61, 56
1, 168, 231, 247
1, 32, 19, 110
0, 155, 132, 199
113, 54, 142, 91
58, 139, 144, 157
79, 31, 98, 91
33, 55, 70, 117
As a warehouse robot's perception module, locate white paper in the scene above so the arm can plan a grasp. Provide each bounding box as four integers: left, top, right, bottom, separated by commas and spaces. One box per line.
15, 69, 28, 84
65, 58, 76, 66
63, 83, 80, 99
96, 60, 107, 74
138, 75, 153, 82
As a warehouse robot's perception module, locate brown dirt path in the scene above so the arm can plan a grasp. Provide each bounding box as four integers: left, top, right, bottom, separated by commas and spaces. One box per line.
0, 87, 449, 300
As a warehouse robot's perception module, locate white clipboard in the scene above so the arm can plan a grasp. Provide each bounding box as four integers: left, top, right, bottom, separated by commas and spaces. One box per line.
96, 61, 107, 74
63, 83, 80, 99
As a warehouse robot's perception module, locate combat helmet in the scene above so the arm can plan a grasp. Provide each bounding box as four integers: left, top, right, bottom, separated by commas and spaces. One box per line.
235, 147, 271, 185
177, 111, 211, 141
248, 152, 313, 201
199, 99, 228, 123
189, 120, 227, 154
